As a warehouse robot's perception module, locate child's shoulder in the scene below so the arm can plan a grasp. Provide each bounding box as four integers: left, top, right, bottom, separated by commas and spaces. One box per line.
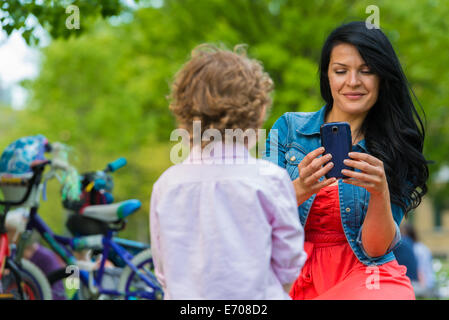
253, 158, 292, 182
152, 163, 181, 185
152, 159, 292, 191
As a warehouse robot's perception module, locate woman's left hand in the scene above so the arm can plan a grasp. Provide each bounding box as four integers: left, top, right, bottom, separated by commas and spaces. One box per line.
341, 152, 389, 198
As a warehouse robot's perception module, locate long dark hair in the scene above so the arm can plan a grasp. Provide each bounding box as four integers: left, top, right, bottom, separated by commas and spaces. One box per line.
319, 21, 428, 214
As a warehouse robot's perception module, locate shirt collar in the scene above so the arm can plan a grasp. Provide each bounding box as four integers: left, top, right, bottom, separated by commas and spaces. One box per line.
185, 141, 251, 163
296, 104, 368, 153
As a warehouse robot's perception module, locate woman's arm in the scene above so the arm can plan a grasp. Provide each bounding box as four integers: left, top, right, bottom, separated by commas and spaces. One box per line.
361, 186, 396, 257
342, 152, 396, 258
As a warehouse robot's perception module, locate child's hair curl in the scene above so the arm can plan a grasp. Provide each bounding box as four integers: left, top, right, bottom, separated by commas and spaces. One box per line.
169, 44, 273, 146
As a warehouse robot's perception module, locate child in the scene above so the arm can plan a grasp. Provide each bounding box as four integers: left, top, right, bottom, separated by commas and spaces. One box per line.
150, 44, 306, 299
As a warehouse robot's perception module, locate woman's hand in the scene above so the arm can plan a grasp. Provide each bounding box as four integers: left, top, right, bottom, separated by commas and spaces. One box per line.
292, 147, 336, 206
341, 152, 389, 199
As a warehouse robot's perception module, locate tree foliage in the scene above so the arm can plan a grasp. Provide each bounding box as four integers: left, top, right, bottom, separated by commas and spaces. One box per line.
1, 0, 448, 240
0, 0, 134, 44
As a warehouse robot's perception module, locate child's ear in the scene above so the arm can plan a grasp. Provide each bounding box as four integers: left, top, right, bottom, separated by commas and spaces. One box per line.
259, 105, 268, 123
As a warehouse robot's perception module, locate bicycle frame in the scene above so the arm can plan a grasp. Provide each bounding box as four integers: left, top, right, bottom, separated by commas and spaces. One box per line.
17, 205, 159, 299
104, 237, 150, 268
0, 233, 10, 279
0, 161, 45, 283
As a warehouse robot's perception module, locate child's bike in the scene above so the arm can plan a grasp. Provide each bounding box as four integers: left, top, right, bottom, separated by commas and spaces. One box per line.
0, 135, 54, 300
0, 211, 52, 300
5, 136, 163, 300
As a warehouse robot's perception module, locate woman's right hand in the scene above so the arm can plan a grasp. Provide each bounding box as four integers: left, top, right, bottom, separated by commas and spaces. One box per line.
292, 147, 336, 206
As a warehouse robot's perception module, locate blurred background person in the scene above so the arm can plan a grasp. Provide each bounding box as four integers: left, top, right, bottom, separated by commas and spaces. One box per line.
393, 223, 419, 288
402, 222, 438, 298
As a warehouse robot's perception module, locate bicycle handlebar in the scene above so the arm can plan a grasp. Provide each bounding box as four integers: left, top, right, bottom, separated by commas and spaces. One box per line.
106, 158, 127, 173
0, 139, 128, 206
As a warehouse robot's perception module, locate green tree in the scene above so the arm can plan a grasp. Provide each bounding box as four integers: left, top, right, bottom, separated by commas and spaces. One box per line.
2, 0, 448, 240
0, 0, 144, 44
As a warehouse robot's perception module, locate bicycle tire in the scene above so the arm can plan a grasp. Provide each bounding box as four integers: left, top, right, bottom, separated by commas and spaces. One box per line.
2, 259, 52, 300
117, 249, 163, 300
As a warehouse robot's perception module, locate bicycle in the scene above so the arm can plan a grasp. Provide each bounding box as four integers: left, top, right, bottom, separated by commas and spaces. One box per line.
0, 135, 54, 300
11, 140, 163, 300
0, 210, 52, 300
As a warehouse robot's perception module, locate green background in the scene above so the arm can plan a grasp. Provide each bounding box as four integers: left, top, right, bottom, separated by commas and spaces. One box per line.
0, 0, 448, 245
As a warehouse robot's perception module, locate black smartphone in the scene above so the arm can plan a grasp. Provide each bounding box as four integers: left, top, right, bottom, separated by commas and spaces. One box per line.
320, 122, 353, 179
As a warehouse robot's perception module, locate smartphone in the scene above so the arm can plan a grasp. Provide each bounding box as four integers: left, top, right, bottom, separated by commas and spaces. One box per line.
320, 122, 353, 179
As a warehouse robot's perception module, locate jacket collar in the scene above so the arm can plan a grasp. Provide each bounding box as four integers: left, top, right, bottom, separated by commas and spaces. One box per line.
296, 105, 368, 153
355, 138, 368, 153
296, 105, 329, 136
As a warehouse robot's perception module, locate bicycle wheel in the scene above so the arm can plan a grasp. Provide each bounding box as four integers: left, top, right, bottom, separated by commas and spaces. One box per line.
48, 266, 121, 300
1, 259, 52, 300
117, 249, 163, 300
78, 267, 123, 300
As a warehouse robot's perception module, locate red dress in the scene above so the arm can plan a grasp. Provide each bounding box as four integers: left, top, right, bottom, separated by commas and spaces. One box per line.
290, 185, 415, 300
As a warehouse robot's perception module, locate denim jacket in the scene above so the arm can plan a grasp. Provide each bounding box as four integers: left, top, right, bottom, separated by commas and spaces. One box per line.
263, 105, 402, 266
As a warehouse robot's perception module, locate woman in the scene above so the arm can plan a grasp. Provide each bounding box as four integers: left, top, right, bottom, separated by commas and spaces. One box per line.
264, 21, 429, 299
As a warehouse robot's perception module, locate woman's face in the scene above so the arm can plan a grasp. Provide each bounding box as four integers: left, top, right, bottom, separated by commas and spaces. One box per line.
327, 43, 380, 116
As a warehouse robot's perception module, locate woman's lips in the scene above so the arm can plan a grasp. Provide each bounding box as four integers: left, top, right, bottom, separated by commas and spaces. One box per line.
343, 93, 365, 100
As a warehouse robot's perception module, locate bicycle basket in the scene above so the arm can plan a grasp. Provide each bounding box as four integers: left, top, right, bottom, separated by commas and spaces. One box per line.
62, 170, 114, 210
0, 135, 49, 203
63, 171, 115, 236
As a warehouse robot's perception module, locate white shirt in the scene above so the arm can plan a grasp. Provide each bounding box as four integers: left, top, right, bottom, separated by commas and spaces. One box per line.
150, 142, 306, 299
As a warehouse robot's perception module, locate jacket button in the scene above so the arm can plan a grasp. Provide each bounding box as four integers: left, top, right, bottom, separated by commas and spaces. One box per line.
290, 156, 296, 162
345, 207, 351, 212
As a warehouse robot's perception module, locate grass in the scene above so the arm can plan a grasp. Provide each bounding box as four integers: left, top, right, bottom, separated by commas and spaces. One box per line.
433, 258, 449, 299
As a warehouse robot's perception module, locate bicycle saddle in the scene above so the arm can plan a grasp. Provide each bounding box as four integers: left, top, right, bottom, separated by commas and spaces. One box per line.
80, 199, 141, 222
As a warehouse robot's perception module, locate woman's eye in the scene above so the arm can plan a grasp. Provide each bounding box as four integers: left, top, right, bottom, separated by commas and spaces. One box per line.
335, 70, 346, 74
361, 70, 373, 74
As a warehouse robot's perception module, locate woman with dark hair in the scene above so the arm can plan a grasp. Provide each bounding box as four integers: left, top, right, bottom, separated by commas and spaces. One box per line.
264, 21, 429, 299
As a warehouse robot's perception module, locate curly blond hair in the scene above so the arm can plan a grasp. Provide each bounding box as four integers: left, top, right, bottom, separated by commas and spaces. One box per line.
169, 44, 273, 146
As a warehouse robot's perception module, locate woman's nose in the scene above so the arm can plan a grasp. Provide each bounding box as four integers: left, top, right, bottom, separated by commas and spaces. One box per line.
347, 71, 361, 87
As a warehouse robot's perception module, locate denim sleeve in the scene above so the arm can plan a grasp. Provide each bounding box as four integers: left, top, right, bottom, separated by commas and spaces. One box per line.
263, 113, 289, 168
355, 201, 405, 259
